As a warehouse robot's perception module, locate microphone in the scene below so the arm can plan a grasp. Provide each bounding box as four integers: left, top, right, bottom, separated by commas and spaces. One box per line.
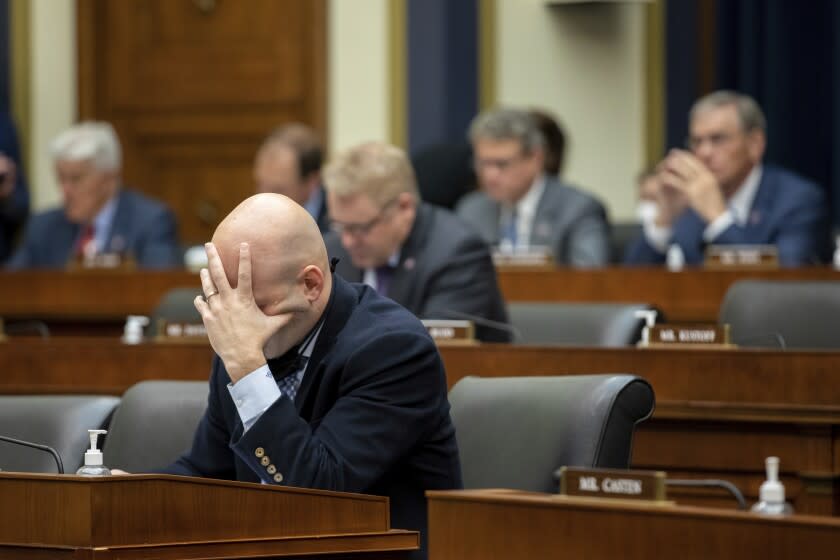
666, 478, 746, 510
0, 434, 65, 474
430, 309, 521, 343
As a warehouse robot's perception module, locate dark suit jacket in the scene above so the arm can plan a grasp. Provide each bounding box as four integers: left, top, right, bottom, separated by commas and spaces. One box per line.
7, 188, 181, 269
0, 113, 29, 263
324, 203, 511, 343
455, 176, 611, 267
164, 275, 462, 560
624, 165, 832, 266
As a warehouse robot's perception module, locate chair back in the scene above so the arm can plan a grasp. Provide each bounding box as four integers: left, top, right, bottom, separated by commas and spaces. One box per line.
103, 381, 208, 472
0, 395, 120, 473
719, 280, 840, 349
610, 221, 643, 264
147, 287, 203, 337
506, 302, 657, 346
449, 374, 655, 492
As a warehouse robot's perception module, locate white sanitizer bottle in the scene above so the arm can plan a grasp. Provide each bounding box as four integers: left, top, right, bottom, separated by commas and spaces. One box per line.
76, 429, 111, 476
750, 456, 793, 515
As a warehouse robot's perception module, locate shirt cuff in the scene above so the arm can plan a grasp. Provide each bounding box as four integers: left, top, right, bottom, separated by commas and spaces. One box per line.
703, 210, 735, 243
227, 364, 281, 433
642, 220, 673, 254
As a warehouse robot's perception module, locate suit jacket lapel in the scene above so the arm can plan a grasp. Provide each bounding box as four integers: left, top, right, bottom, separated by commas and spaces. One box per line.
529, 180, 557, 247
387, 204, 430, 306
104, 190, 130, 255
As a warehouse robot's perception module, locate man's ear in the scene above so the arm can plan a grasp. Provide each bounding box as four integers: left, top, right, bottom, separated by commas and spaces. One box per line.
300, 264, 325, 303
747, 129, 766, 164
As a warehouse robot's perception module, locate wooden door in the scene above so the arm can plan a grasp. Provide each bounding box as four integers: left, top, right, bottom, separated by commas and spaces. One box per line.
77, 0, 326, 244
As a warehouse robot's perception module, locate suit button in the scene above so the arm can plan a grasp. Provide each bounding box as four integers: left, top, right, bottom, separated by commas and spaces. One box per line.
260, 456, 270, 466
255, 447, 265, 458
267, 464, 277, 475
273, 472, 284, 483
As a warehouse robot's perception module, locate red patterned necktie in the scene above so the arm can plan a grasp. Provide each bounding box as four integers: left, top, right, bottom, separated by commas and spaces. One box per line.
75, 224, 96, 257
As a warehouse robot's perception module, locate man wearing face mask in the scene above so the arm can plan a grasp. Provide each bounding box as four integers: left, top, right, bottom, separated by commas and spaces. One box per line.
162, 194, 462, 560
625, 90, 831, 266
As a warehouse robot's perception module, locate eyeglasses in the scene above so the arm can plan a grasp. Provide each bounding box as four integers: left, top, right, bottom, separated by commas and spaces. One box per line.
686, 132, 740, 151
473, 152, 529, 173
330, 198, 398, 237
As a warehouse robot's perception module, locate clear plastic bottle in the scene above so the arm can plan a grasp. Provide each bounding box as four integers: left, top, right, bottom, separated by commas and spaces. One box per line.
750, 456, 793, 515
76, 429, 111, 476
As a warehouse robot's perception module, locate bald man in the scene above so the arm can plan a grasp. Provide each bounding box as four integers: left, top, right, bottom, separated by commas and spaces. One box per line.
163, 194, 462, 560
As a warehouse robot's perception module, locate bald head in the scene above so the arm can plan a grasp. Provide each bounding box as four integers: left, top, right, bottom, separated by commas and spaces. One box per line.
212, 193, 330, 311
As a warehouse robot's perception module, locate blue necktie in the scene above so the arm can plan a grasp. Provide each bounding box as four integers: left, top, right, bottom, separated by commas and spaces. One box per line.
501, 210, 518, 247
375, 265, 395, 296
268, 351, 307, 401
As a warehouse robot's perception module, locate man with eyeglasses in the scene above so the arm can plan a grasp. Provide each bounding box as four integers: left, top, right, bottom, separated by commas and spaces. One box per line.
322, 141, 510, 343
456, 107, 610, 266
625, 90, 831, 266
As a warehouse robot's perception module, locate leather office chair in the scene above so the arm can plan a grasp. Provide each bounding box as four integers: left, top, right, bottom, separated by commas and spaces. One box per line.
719, 280, 840, 349
449, 374, 655, 492
146, 287, 203, 337
506, 302, 657, 346
610, 221, 643, 264
103, 380, 208, 472
0, 395, 120, 473
411, 141, 476, 210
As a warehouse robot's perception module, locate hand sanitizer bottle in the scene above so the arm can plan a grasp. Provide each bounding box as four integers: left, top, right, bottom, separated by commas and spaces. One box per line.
122, 315, 149, 345
666, 243, 685, 272
76, 429, 111, 476
750, 456, 793, 515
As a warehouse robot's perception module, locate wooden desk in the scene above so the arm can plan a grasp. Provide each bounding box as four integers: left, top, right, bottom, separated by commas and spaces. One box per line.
0, 473, 417, 559
3, 339, 839, 514
427, 489, 840, 559
2, 267, 839, 332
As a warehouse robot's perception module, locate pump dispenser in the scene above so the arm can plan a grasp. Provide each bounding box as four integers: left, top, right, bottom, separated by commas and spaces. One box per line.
122, 315, 149, 345
634, 309, 658, 347
76, 429, 111, 476
750, 456, 793, 515
666, 243, 685, 271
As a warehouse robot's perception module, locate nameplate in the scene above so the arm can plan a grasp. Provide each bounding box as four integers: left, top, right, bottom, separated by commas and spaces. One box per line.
66, 252, 137, 271
155, 320, 208, 343
492, 245, 554, 268
558, 467, 667, 502
647, 324, 731, 347
421, 320, 475, 345
704, 244, 779, 269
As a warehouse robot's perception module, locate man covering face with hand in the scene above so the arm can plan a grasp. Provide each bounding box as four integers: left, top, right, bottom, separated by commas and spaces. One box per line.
162, 193, 462, 560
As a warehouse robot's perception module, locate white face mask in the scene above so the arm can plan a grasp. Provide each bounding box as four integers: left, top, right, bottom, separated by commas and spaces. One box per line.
636, 200, 659, 223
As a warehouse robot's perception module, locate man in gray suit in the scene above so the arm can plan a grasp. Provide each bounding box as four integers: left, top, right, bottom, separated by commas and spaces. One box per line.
456, 108, 610, 267
323, 141, 510, 343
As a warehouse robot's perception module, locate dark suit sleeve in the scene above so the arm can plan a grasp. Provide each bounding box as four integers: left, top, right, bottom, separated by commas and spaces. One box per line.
135, 206, 182, 269
0, 115, 30, 261
711, 185, 829, 266
562, 198, 610, 267
623, 233, 666, 265
232, 330, 447, 492
162, 357, 238, 479
416, 235, 510, 342
4, 217, 40, 269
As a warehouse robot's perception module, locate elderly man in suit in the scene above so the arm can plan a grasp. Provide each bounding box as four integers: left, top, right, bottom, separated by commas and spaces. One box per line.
253, 123, 330, 233
322, 141, 511, 343
7, 121, 180, 269
163, 194, 462, 560
624, 90, 831, 266
456, 107, 610, 267
0, 113, 29, 263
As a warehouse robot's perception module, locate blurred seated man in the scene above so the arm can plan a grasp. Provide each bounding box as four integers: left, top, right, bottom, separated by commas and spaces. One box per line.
456, 107, 610, 266
323, 141, 511, 343
254, 123, 329, 232
625, 90, 831, 266
0, 113, 29, 263
7, 121, 180, 269
163, 194, 461, 560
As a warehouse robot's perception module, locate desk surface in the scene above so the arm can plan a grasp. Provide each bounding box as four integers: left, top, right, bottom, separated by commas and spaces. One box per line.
427, 489, 840, 559
2, 266, 838, 326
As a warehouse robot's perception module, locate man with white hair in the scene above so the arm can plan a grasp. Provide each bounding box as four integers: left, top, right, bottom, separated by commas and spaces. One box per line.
7, 121, 180, 269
